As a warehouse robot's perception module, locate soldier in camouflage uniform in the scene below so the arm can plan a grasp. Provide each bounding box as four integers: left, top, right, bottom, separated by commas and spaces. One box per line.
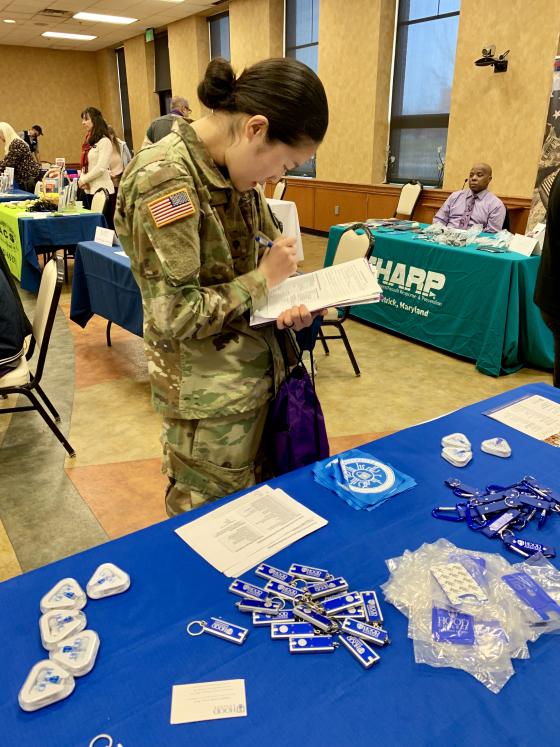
115, 57, 328, 516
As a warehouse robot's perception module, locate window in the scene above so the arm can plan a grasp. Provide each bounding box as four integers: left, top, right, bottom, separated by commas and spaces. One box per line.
389, 0, 460, 186
115, 47, 133, 152
209, 12, 230, 61
285, 0, 319, 177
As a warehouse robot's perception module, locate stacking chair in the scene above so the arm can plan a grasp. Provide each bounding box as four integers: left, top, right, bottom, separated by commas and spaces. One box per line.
393, 180, 423, 219
0, 255, 76, 457
317, 223, 376, 376
272, 179, 287, 200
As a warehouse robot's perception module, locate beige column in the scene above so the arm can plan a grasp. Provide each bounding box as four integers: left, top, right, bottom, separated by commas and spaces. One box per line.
168, 15, 210, 120
229, 0, 284, 71
95, 48, 124, 139
123, 35, 160, 151
317, 0, 396, 184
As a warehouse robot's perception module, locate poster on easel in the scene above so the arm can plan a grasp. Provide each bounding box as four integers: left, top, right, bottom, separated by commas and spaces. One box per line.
527, 49, 560, 231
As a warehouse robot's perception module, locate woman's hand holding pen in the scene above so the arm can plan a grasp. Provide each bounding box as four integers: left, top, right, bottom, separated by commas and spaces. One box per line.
259, 236, 298, 289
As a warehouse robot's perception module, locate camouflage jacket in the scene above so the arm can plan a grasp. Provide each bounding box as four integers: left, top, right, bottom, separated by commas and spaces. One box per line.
114, 119, 283, 419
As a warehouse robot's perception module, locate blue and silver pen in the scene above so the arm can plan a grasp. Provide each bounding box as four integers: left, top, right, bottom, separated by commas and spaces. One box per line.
255, 235, 273, 249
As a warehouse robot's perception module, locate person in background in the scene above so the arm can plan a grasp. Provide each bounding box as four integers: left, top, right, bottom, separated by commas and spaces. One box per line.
19, 125, 43, 164
145, 96, 193, 144
534, 169, 560, 388
0, 122, 40, 191
115, 57, 328, 516
77, 107, 114, 217
434, 163, 506, 233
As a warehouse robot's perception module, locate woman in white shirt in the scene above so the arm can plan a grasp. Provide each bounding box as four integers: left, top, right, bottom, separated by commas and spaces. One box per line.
78, 107, 114, 206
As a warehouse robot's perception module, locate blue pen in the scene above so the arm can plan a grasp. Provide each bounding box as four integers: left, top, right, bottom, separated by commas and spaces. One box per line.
255, 235, 273, 249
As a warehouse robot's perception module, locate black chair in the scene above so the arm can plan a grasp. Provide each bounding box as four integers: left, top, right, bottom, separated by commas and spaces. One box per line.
0, 255, 75, 456
317, 223, 376, 376
502, 207, 510, 232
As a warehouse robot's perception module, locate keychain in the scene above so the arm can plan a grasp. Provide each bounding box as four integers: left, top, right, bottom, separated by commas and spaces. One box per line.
186, 617, 249, 645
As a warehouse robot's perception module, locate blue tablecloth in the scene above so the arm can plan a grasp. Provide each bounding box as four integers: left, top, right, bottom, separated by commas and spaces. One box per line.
70, 241, 143, 337
17, 212, 107, 292
325, 225, 554, 376
0, 190, 37, 204
2, 382, 560, 746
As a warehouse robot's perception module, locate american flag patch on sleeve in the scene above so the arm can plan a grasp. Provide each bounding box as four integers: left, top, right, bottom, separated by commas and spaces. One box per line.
147, 188, 196, 228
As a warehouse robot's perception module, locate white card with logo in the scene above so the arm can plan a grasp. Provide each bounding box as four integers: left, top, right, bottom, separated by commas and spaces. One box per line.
170, 679, 247, 724
94, 226, 115, 246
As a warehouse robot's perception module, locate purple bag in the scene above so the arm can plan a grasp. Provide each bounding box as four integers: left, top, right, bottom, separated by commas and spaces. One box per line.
266, 332, 329, 475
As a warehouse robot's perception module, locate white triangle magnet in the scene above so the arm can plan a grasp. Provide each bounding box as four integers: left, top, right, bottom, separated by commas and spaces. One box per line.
481, 437, 512, 458
86, 563, 131, 599
40, 578, 87, 613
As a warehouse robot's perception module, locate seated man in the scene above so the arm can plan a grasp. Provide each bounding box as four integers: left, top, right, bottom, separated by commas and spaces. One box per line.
434, 163, 506, 233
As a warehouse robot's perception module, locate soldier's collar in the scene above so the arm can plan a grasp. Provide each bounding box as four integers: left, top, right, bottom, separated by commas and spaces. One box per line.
175, 119, 232, 192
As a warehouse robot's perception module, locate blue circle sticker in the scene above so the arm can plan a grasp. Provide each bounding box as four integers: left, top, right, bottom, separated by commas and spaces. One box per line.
339, 458, 396, 494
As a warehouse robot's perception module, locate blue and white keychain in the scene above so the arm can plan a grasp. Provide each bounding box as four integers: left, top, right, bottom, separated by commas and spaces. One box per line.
236, 597, 284, 614
338, 633, 380, 668
264, 580, 305, 602
255, 563, 296, 585
340, 619, 390, 647
321, 592, 362, 616
228, 579, 270, 601
306, 577, 349, 600
49, 630, 100, 676
253, 609, 296, 626
294, 604, 339, 633
289, 564, 333, 582
270, 621, 315, 639
289, 635, 337, 654
361, 591, 384, 624
187, 617, 249, 645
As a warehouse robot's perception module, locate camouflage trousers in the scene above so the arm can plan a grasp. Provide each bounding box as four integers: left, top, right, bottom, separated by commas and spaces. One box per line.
161, 406, 270, 517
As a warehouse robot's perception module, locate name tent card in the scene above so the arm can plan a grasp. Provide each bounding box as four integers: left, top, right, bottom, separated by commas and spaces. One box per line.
94, 226, 116, 247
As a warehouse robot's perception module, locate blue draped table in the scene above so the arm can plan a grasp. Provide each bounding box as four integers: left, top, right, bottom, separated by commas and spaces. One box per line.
70, 241, 143, 338
0, 189, 37, 204
1, 382, 560, 746
325, 225, 554, 376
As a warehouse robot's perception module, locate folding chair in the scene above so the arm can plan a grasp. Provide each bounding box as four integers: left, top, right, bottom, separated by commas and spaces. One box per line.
394, 180, 423, 219
272, 179, 287, 200
0, 255, 76, 456
317, 223, 376, 376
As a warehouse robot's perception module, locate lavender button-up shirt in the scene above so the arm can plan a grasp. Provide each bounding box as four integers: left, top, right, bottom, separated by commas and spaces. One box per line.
434, 189, 506, 233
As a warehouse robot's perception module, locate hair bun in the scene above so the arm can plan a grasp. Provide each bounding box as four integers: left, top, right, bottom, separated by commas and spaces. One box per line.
198, 58, 236, 110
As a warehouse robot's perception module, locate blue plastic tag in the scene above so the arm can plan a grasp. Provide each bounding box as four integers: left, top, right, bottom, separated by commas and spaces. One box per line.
431, 607, 475, 645
501, 572, 560, 621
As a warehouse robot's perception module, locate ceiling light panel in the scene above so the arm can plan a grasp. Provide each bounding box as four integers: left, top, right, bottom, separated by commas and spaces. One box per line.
72, 12, 137, 25
41, 31, 97, 40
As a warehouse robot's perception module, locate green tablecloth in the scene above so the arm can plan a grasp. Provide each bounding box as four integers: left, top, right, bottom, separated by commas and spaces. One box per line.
325, 226, 554, 376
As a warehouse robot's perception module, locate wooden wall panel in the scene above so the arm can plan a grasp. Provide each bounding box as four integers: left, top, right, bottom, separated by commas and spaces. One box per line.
314, 190, 368, 232
284, 184, 315, 228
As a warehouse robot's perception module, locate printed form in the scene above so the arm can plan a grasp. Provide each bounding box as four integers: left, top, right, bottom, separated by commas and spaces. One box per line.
175, 484, 327, 576
250, 257, 381, 326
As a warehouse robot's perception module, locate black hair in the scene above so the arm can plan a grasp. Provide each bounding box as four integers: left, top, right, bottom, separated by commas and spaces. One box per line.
197, 57, 328, 146
80, 106, 110, 146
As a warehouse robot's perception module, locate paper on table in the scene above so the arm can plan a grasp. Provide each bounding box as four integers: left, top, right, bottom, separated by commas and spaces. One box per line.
170, 680, 247, 724
114, 250, 127, 257
250, 258, 381, 327
174, 484, 328, 576
485, 394, 560, 447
